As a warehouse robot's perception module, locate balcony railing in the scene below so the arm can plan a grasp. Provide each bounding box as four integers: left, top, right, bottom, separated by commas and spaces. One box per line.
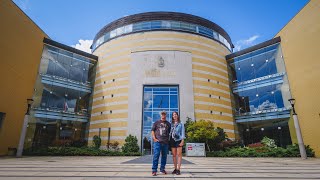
33, 107, 89, 122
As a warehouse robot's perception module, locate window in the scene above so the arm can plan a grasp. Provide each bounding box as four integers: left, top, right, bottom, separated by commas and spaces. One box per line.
142, 85, 179, 155
198, 26, 213, 38
92, 21, 232, 52
151, 21, 162, 29
0, 112, 5, 129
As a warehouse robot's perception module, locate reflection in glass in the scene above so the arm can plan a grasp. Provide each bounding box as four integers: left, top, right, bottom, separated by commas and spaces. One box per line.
229, 43, 292, 147
92, 20, 232, 51
142, 86, 179, 155
27, 44, 97, 149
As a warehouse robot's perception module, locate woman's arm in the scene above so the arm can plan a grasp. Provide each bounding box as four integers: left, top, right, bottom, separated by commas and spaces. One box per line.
179, 123, 186, 146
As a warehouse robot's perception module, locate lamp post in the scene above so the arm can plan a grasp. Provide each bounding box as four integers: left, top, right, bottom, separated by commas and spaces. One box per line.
288, 98, 307, 159
16, 99, 34, 157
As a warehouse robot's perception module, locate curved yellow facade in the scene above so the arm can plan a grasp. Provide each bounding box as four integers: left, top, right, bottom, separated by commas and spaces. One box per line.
89, 31, 235, 146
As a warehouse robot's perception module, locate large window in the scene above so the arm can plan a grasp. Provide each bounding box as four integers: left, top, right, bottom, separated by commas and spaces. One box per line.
230, 43, 290, 116
142, 86, 179, 154
26, 43, 97, 149
229, 43, 292, 146
230, 44, 281, 84
92, 20, 232, 51
42, 46, 95, 84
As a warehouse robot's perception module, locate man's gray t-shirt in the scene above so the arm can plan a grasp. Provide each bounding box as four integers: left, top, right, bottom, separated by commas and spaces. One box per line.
151, 120, 171, 144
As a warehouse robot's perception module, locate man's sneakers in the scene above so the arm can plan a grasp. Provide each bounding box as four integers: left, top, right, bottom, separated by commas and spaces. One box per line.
160, 170, 167, 174
152, 170, 166, 176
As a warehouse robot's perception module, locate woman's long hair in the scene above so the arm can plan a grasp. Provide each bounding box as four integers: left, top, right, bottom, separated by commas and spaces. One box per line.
171, 111, 180, 123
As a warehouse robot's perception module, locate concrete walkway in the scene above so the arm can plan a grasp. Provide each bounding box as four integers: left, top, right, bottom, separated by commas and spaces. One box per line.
0, 156, 319, 179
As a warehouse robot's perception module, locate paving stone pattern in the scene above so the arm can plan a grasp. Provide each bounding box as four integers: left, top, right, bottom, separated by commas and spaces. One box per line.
0, 156, 319, 179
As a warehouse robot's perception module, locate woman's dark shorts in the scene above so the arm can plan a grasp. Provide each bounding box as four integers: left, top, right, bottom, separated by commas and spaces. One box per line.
170, 139, 182, 148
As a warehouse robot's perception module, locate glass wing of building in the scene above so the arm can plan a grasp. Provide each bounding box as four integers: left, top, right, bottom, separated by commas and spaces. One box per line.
228, 40, 292, 147
24, 39, 97, 149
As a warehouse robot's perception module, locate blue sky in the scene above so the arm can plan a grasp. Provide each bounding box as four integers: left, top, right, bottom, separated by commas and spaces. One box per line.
13, 0, 309, 53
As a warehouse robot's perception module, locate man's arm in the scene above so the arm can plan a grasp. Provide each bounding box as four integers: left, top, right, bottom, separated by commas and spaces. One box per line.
151, 130, 158, 142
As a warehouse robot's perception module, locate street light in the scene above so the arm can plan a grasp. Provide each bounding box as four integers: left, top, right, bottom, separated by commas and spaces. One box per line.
288, 98, 307, 159
17, 98, 34, 157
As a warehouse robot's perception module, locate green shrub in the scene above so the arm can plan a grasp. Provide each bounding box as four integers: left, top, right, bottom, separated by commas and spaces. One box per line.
93, 135, 101, 149
122, 135, 140, 153
23, 147, 141, 156
71, 140, 87, 147
261, 137, 277, 148
206, 144, 315, 157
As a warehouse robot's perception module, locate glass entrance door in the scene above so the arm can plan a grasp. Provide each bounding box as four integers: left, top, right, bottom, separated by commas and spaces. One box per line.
142, 86, 179, 155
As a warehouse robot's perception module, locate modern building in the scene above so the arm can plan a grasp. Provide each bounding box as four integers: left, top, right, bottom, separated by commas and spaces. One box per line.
89, 12, 235, 154
0, 0, 98, 155
0, 0, 48, 155
0, 0, 319, 156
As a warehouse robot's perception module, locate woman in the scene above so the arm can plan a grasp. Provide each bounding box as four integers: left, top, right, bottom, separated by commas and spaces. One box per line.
169, 111, 185, 175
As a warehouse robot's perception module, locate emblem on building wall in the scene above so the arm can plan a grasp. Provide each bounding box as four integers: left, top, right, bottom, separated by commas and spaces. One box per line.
158, 57, 164, 68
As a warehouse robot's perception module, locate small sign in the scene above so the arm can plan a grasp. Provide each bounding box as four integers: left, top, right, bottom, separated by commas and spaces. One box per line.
158, 57, 164, 68
186, 143, 205, 157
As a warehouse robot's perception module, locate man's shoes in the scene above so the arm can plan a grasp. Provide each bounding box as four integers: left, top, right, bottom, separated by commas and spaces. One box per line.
172, 169, 177, 174
176, 169, 181, 175
152, 172, 157, 176
160, 170, 167, 174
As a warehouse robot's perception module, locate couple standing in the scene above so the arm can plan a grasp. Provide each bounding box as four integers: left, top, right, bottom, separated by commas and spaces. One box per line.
151, 110, 185, 176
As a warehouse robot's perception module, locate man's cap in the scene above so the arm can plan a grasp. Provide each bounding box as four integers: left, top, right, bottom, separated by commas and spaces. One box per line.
161, 110, 167, 115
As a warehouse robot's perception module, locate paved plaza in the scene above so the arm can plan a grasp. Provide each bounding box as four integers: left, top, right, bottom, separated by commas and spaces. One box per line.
0, 156, 319, 179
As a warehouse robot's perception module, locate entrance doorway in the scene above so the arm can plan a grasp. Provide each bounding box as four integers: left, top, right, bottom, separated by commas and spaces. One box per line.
142, 85, 179, 155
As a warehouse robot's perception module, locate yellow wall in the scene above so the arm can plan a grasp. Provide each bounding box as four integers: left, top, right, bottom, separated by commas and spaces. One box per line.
0, 0, 47, 155
91, 31, 235, 146
276, 0, 320, 156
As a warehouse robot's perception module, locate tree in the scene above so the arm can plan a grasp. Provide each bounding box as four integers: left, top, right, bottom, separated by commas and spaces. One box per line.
122, 134, 140, 153
184, 116, 194, 138
186, 120, 218, 151
93, 135, 101, 149
212, 127, 228, 151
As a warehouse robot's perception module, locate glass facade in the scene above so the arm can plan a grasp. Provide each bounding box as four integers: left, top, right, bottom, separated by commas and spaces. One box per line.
92, 20, 232, 51
229, 43, 292, 147
24, 44, 97, 149
142, 86, 179, 154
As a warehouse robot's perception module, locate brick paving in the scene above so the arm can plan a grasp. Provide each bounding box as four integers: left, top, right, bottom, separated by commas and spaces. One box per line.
0, 156, 319, 179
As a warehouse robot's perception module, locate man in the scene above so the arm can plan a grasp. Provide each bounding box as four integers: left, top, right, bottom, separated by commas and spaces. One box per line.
151, 110, 171, 176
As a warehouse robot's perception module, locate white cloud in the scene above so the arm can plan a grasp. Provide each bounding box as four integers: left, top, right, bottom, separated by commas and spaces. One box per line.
234, 35, 260, 52
72, 39, 93, 54
144, 92, 153, 109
